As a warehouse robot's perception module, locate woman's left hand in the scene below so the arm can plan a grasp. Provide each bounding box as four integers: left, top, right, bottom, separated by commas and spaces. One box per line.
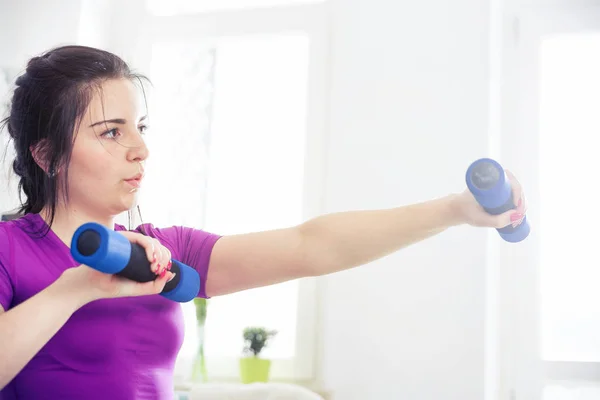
119, 231, 173, 277
451, 169, 527, 229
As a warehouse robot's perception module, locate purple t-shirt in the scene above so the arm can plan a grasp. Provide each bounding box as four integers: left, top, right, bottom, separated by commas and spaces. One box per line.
0, 213, 221, 399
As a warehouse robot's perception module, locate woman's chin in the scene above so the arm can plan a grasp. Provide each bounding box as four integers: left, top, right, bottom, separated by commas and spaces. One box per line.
115, 191, 140, 212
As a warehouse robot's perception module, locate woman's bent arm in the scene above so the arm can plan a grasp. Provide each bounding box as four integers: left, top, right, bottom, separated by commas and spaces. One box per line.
0, 277, 86, 389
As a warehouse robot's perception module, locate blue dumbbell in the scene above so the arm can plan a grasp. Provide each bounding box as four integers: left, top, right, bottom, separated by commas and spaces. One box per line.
70, 222, 200, 302
466, 158, 530, 243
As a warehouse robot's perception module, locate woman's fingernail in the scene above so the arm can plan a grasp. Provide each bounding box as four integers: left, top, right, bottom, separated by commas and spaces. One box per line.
510, 213, 523, 222
160, 268, 167, 278
167, 261, 172, 271
168, 273, 176, 282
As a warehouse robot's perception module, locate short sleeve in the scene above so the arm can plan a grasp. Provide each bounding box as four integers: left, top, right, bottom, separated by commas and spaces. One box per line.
133, 224, 222, 298
0, 224, 14, 310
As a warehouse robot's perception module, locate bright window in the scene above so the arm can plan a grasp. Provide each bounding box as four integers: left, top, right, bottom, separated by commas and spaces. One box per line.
201, 33, 309, 361
539, 32, 600, 363
131, 1, 328, 382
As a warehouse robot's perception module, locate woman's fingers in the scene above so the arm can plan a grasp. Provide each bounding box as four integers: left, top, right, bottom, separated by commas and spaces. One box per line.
119, 232, 172, 276
505, 169, 527, 228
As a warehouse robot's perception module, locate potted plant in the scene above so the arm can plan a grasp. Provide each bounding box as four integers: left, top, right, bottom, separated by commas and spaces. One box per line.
190, 298, 208, 382
239, 326, 277, 383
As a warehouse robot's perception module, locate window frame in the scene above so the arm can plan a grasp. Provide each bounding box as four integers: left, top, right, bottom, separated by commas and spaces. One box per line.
105, 0, 331, 382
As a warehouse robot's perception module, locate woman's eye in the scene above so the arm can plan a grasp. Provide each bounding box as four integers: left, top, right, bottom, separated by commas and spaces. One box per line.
138, 125, 148, 134
101, 128, 120, 139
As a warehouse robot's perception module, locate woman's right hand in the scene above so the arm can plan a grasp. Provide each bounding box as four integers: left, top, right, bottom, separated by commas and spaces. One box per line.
59, 231, 176, 303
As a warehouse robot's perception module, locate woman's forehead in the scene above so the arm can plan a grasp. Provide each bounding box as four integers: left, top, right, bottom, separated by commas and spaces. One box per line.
85, 79, 145, 123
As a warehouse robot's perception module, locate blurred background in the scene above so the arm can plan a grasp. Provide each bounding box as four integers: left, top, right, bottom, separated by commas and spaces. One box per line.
1, 0, 599, 399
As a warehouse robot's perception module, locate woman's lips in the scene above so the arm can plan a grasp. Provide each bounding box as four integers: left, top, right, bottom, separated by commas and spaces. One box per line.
124, 173, 143, 188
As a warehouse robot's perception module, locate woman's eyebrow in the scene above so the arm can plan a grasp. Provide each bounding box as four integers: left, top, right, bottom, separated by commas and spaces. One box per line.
89, 118, 126, 128
89, 116, 147, 128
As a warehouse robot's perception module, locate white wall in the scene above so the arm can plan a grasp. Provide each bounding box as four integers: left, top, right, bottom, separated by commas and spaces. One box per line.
0, 0, 83, 67
319, 0, 493, 399
0, 0, 86, 215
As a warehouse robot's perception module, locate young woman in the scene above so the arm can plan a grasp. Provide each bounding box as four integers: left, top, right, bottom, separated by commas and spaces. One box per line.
0, 45, 526, 399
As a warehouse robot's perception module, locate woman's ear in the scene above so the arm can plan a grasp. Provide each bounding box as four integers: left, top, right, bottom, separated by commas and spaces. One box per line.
29, 139, 52, 175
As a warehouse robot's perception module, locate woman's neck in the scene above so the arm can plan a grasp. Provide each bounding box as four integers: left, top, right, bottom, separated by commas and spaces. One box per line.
39, 204, 115, 248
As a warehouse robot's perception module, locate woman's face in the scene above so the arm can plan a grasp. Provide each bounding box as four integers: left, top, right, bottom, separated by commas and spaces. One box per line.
65, 78, 150, 217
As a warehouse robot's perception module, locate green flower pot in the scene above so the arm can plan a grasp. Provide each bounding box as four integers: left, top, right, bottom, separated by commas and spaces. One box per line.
239, 357, 271, 383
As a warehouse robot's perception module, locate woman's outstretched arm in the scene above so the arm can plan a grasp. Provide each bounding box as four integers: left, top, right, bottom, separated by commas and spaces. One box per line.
205, 181, 526, 297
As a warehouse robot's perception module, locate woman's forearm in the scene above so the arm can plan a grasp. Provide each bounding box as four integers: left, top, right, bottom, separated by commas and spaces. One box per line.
0, 277, 87, 389
299, 194, 463, 275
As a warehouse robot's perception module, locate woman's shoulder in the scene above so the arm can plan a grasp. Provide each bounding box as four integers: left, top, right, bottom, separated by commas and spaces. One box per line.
0, 214, 30, 275
0, 214, 25, 255
0, 219, 12, 261
0, 213, 70, 267
0, 213, 50, 241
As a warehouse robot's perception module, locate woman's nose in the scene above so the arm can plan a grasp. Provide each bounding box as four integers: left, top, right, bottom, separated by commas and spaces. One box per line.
126, 133, 150, 162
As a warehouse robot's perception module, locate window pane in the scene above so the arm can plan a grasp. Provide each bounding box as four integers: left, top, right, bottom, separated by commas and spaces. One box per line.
143, 42, 216, 229
146, 32, 310, 374
146, 0, 325, 16
539, 33, 600, 362
202, 33, 309, 360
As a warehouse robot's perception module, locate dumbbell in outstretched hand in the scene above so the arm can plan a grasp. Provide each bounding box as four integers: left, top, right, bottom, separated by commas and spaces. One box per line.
466, 158, 530, 243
